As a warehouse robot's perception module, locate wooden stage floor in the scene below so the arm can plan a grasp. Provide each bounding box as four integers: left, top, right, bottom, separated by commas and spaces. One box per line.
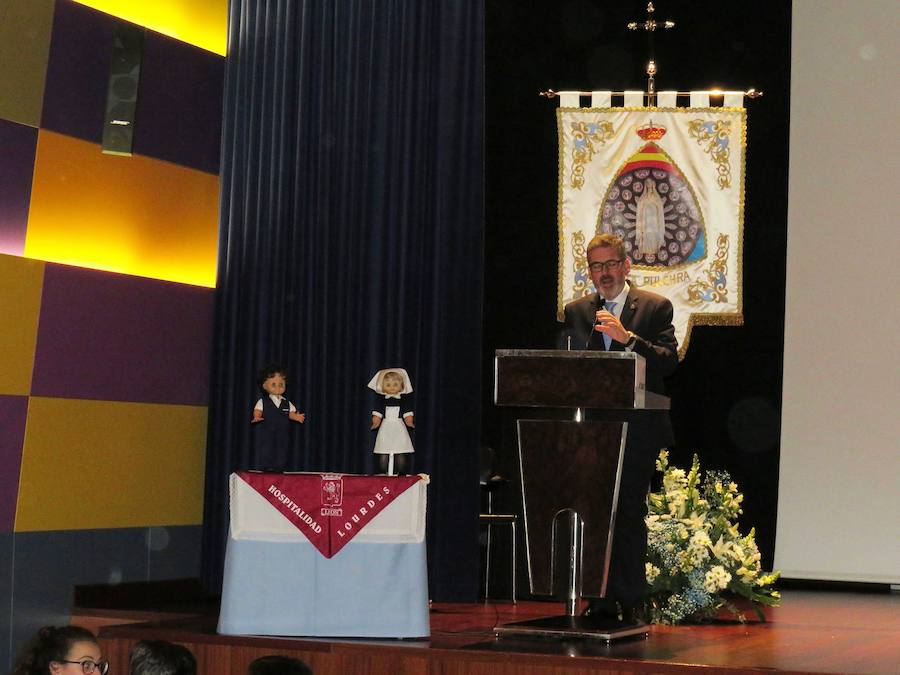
95, 589, 900, 675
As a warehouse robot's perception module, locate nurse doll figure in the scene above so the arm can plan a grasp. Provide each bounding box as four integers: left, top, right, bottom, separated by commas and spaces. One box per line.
368, 368, 414, 475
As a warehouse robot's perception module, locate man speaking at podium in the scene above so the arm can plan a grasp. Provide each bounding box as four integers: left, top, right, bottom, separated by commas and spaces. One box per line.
562, 233, 678, 622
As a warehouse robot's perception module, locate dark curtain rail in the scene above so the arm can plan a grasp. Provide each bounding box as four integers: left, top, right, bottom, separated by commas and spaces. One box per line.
202, 0, 484, 601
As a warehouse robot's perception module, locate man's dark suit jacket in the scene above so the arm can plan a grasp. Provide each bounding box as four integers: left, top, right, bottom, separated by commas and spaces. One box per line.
562, 285, 678, 396
561, 283, 679, 608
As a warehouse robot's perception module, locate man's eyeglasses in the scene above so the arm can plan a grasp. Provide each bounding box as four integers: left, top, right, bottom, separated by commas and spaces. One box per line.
588, 259, 624, 272
59, 660, 109, 675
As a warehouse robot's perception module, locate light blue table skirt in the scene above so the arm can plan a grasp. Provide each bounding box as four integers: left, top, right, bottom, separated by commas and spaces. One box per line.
217, 536, 430, 638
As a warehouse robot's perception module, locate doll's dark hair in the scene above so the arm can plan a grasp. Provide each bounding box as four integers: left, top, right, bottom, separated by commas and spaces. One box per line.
12, 625, 98, 675
257, 362, 288, 388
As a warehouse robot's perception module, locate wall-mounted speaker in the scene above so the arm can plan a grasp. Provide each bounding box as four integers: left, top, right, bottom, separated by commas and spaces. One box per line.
102, 23, 144, 156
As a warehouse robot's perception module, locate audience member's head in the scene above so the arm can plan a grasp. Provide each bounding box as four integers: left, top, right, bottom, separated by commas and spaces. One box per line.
248, 655, 313, 675
129, 640, 196, 675
12, 625, 107, 675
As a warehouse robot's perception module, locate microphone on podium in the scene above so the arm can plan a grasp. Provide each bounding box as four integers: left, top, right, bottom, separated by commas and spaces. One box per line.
585, 296, 606, 349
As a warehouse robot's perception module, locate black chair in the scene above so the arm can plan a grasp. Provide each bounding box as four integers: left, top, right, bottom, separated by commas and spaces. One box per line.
479, 447, 516, 603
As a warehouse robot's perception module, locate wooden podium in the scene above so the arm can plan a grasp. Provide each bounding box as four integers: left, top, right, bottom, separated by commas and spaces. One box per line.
493, 349, 669, 641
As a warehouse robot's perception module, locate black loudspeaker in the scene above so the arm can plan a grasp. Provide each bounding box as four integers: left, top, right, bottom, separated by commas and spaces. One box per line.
102, 23, 145, 156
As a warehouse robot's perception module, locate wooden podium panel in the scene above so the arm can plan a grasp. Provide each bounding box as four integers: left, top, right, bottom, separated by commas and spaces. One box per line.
495, 349, 646, 409
517, 419, 625, 597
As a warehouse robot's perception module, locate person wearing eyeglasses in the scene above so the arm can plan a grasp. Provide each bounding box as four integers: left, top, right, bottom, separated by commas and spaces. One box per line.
12, 625, 108, 675
561, 232, 678, 624
562, 233, 678, 393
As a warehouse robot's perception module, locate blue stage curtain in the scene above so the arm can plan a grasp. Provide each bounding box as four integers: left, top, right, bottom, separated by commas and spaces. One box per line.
201, 0, 483, 601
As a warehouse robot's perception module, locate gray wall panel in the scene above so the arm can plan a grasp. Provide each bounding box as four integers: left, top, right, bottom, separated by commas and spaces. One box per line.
10, 526, 173, 666
147, 525, 201, 581
1, 532, 12, 673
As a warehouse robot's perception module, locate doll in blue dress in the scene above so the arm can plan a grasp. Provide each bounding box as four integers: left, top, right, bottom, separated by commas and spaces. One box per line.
251, 363, 305, 470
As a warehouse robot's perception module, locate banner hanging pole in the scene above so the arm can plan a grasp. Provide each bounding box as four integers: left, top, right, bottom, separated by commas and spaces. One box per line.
540, 2, 762, 103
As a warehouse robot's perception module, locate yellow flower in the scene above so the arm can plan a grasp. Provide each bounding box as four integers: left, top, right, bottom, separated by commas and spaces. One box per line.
737, 566, 757, 581
655, 449, 669, 472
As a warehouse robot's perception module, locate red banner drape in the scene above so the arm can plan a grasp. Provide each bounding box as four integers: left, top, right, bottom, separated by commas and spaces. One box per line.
237, 471, 422, 557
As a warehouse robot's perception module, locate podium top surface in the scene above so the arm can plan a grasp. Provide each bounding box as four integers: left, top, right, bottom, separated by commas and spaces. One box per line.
496, 349, 648, 362
494, 349, 669, 410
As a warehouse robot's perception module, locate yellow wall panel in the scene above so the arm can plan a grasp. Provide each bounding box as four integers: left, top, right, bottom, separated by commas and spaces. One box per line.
73, 0, 227, 55
0, 254, 44, 395
25, 130, 219, 287
0, 0, 55, 127
16, 397, 207, 531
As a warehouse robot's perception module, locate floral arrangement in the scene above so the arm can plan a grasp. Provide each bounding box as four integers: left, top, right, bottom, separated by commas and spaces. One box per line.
643, 450, 781, 624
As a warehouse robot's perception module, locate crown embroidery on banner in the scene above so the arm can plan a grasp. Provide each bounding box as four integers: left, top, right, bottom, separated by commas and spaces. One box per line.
636, 122, 667, 141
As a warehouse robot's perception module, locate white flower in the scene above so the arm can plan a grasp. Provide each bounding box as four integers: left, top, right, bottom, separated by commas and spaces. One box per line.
689, 530, 711, 548
680, 510, 708, 531
667, 492, 688, 518
704, 565, 732, 592
709, 535, 735, 561
646, 562, 661, 583
684, 531, 711, 569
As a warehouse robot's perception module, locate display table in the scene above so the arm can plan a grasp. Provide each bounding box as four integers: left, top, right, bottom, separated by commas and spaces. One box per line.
218, 471, 430, 638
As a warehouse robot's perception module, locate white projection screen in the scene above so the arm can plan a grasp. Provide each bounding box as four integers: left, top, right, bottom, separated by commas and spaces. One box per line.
776, 0, 899, 583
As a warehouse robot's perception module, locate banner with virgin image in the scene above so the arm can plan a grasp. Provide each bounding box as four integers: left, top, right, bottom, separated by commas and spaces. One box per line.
557, 106, 746, 356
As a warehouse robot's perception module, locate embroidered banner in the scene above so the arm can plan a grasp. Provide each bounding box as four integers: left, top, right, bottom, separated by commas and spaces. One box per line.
557, 107, 745, 355
236, 471, 422, 558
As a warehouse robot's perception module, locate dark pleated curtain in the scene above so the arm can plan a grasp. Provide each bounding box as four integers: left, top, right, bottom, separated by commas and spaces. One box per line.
201, 0, 484, 601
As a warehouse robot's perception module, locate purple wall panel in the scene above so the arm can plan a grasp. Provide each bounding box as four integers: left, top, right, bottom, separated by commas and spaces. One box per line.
0, 120, 38, 256
31, 264, 213, 406
41, 2, 224, 174
134, 33, 224, 175
41, 1, 116, 144
0, 395, 28, 532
